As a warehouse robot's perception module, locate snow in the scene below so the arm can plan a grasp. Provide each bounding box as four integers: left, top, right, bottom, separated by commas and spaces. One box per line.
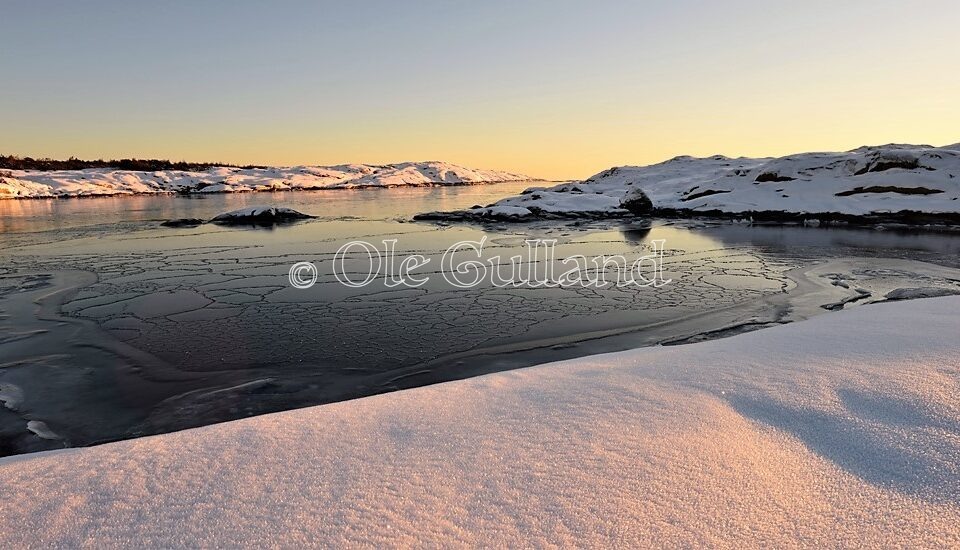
457, 143, 960, 220
0, 161, 532, 199
0, 383, 24, 411
1, 296, 958, 546
24, 421, 59, 441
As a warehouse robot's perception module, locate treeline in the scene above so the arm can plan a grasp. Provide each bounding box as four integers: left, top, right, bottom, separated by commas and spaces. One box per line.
0, 155, 267, 172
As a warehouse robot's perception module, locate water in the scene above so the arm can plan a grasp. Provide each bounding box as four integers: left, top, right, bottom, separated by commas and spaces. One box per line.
1, 186, 959, 456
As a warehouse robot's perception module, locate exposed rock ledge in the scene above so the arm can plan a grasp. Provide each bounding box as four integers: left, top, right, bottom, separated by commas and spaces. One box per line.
161, 206, 316, 227
415, 144, 960, 228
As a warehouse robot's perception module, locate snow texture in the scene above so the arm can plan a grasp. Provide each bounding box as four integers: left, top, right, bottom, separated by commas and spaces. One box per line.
0, 162, 532, 199
1, 296, 958, 547
462, 143, 960, 220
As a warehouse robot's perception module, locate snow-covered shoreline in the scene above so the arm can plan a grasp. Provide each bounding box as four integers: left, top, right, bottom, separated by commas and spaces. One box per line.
1, 296, 958, 546
417, 143, 960, 225
0, 161, 534, 199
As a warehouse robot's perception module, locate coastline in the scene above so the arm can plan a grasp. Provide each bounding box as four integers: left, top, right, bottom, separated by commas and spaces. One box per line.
7, 2, 960, 545
417, 206, 960, 232
2, 294, 957, 546
0, 161, 538, 199
0, 178, 543, 200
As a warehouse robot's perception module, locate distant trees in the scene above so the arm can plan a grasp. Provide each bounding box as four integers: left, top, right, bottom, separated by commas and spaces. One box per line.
0, 155, 267, 171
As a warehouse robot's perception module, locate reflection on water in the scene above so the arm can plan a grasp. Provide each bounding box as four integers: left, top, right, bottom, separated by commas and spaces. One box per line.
705, 223, 960, 260
0, 186, 959, 455
0, 183, 539, 234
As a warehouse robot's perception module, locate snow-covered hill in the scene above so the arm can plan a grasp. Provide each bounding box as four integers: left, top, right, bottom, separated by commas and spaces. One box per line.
1, 296, 958, 546
0, 161, 533, 198
418, 144, 960, 223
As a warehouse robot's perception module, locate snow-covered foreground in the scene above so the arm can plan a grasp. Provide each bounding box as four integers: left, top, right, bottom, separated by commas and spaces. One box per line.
1, 297, 959, 547
0, 161, 532, 198
419, 143, 960, 222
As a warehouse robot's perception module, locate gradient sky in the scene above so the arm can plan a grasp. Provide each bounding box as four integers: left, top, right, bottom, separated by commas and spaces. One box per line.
2, 1, 959, 180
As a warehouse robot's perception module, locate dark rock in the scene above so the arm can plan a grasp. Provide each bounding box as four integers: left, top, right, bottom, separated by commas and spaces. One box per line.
210, 207, 315, 226
755, 172, 796, 183
854, 156, 920, 175
619, 189, 653, 215
161, 218, 205, 228
883, 287, 960, 301
835, 186, 944, 197
650, 207, 960, 229
680, 189, 732, 202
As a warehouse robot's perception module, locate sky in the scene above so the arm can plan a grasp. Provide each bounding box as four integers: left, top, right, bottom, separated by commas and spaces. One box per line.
2, 1, 959, 180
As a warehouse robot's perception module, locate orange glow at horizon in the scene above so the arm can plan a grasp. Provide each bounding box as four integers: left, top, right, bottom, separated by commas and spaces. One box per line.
2, 2, 958, 181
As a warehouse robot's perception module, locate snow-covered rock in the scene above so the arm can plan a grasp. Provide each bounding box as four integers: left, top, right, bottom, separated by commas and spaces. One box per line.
209, 206, 314, 224
883, 287, 960, 301
417, 144, 960, 223
1, 296, 958, 546
0, 162, 533, 199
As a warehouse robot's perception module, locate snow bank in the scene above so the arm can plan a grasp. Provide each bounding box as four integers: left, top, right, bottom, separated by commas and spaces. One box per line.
419, 144, 960, 222
1, 297, 958, 546
0, 161, 532, 199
